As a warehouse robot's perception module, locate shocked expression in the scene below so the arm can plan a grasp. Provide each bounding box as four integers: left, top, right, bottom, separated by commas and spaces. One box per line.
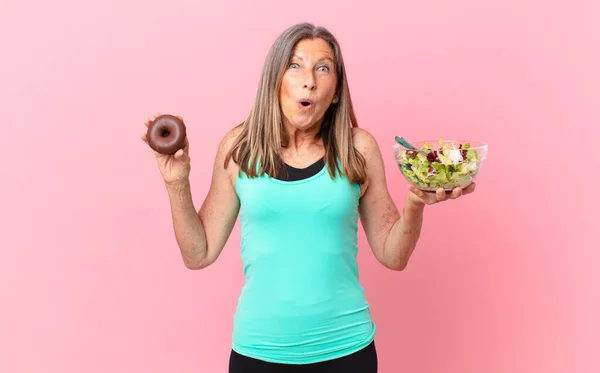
279, 38, 338, 131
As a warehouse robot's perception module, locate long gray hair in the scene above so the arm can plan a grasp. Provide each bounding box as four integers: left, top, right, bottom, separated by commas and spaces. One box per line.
225, 22, 366, 184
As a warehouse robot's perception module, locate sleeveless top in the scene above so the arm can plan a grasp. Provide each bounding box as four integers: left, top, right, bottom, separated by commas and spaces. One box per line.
232, 157, 376, 364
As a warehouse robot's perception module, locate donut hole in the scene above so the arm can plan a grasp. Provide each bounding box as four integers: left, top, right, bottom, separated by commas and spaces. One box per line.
160, 128, 171, 137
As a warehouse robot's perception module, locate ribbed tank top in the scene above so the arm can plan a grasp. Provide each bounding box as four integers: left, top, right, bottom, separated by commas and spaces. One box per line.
232, 158, 376, 364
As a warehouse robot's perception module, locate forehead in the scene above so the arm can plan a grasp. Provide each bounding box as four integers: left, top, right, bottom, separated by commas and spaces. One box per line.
292, 38, 334, 60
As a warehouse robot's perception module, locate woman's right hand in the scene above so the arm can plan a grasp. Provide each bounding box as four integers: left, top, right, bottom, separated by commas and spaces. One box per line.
141, 113, 191, 186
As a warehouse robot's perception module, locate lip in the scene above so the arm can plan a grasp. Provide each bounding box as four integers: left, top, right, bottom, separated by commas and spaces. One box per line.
297, 98, 314, 110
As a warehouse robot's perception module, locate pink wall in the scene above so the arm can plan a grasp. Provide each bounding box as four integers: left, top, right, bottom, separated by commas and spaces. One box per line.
1, 1, 598, 372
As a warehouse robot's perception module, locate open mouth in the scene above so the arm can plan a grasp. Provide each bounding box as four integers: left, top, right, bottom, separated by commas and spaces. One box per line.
298, 99, 313, 109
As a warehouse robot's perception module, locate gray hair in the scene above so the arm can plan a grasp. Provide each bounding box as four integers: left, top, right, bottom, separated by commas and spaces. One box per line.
225, 22, 366, 183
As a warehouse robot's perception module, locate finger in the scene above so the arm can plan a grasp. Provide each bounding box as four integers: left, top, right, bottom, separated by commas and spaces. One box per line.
153, 112, 163, 120
174, 148, 189, 161
141, 133, 148, 144
436, 188, 447, 201
450, 187, 462, 199
144, 117, 153, 127
462, 182, 476, 195
176, 114, 184, 122
408, 185, 430, 205
408, 184, 425, 198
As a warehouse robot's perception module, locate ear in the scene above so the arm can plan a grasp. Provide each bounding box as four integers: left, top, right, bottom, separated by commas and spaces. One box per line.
332, 95, 338, 104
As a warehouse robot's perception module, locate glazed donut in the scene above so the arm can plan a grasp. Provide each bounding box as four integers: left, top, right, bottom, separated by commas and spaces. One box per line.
147, 114, 187, 155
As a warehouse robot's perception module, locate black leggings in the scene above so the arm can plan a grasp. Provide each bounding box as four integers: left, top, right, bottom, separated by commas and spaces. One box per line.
229, 341, 377, 373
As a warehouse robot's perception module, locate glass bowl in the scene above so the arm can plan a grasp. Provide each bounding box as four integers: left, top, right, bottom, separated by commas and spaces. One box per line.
393, 139, 488, 192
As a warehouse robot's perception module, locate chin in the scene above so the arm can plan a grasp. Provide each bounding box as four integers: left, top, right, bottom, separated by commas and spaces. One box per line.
286, 112, 324, 130
288, 120, 318, 131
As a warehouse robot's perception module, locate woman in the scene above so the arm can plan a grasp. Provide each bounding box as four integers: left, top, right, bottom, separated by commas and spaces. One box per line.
142, 22, 475, 373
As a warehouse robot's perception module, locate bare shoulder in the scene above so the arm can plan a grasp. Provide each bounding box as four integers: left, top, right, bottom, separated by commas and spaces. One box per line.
211, 124, 242, 171
351, 127, 386, 197
352, 127, 379, 161
351, 127, 381, 159
211, 124, 244, 189
218, 124, 244, 159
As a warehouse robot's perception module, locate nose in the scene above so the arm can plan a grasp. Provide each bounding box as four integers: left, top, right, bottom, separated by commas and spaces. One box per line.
302, 71, 316, 90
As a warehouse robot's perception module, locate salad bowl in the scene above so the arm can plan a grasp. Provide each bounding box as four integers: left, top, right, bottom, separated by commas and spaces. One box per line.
393, 138, 488, 192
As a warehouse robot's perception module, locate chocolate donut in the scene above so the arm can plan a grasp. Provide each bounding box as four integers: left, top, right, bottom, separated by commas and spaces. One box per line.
147, 114, 187, 155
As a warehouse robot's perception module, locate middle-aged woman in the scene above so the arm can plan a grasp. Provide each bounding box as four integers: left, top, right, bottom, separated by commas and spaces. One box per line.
142, 22, 475, 373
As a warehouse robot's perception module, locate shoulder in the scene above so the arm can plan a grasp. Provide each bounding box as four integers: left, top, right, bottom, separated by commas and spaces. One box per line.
212, 124, 245, 188
217, 123, 245, 167
351, 127, 386, 196
219, 123, 244, 155
351, 127, 381, 160
210, 123, 244, 180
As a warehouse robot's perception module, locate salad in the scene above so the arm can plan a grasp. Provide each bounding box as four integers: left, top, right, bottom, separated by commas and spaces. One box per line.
395, 138, 481, 191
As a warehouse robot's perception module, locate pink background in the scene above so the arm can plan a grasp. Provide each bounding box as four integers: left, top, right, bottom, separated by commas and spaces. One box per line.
1, 0, 598, 372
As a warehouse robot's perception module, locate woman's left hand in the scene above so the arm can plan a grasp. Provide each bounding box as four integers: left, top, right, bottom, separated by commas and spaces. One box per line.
407, 182, 476, 207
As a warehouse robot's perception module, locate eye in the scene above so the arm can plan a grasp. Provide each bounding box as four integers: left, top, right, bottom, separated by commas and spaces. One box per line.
289, 62, 300, 69
318, 65, 331, 72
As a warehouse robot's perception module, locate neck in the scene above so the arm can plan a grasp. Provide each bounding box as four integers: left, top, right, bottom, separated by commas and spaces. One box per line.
283, 122, 323, 154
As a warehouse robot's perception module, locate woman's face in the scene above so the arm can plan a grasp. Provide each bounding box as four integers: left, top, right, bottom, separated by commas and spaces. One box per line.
279, 38, 338, 132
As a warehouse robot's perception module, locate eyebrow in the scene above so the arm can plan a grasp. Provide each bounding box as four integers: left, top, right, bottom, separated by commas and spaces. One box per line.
292, 55, 334, 63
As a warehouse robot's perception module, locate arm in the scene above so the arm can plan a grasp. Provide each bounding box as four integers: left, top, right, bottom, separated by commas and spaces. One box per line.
355, 128, 425, 271
167, 128, 241, 269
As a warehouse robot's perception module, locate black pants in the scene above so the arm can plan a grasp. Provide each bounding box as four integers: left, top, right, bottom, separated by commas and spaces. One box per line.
229, 341, 377, 373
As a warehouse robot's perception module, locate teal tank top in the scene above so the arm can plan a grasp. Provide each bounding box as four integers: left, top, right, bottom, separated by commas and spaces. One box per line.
232, 160, 376, 364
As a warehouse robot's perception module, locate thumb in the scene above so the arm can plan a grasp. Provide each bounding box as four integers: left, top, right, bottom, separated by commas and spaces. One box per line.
408, 184, 425, 198
173, 148, 190, 162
